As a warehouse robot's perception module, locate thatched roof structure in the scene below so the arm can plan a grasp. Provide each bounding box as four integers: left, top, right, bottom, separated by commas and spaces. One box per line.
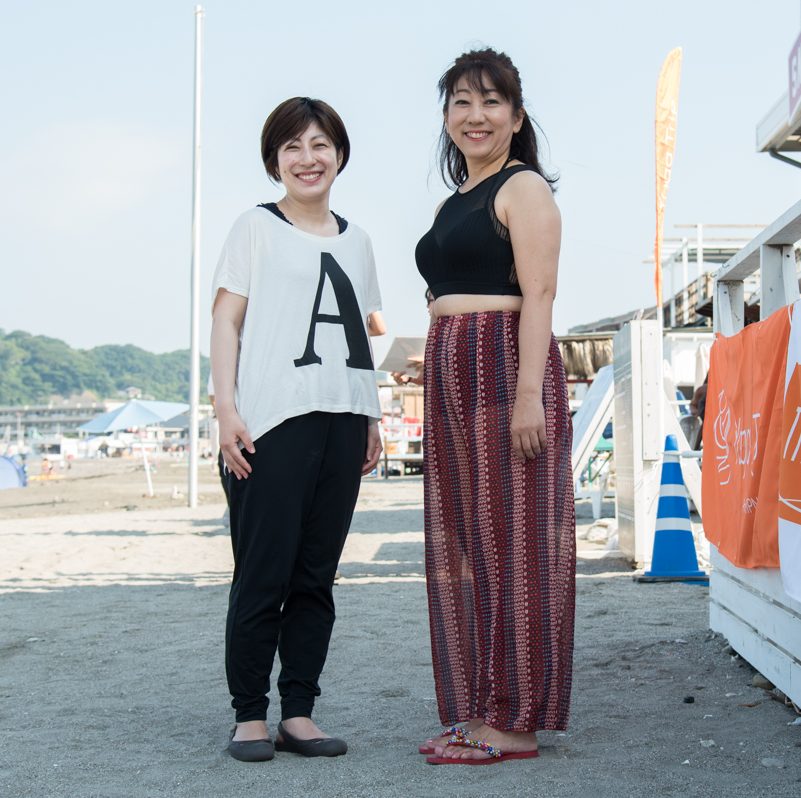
557, 334, 614, 382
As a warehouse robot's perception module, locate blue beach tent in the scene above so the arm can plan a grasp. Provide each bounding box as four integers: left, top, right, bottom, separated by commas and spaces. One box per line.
0, 456, 27, 490
78, 399, 190, 434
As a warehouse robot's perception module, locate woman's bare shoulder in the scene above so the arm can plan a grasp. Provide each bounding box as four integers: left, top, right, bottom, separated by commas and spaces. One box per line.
500, 168, 555, 205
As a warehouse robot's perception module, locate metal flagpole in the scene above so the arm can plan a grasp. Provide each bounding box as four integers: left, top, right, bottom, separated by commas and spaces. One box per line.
188, 5, 204, 508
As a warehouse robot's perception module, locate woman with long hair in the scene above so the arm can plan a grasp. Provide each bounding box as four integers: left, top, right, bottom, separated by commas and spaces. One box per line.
415, 48, 575, 764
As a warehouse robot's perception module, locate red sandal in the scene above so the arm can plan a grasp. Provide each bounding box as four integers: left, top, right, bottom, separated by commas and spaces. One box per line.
425, 732, 539, 765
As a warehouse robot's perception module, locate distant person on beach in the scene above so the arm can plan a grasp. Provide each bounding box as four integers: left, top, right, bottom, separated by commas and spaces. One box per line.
210, 97, 383, 763
690, 374, 708, 423
391, 289, 432, 386
688, 373, 708, 450
415, 48, 575, 765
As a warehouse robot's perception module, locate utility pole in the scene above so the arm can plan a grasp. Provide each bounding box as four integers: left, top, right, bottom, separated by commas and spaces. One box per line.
188, 5, 204, 508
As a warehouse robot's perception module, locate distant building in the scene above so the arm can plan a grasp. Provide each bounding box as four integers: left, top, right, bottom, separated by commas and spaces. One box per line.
0, 401, 113, 442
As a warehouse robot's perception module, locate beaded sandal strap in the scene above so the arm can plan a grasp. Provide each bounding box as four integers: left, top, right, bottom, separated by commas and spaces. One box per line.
445, 732, 502, 758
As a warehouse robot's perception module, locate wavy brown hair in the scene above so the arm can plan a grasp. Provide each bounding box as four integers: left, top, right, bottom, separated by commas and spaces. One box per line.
437, 48, 557, 191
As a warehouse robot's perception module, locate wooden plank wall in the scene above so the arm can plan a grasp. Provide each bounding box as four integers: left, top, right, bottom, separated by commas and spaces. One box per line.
709, 546, 801, 706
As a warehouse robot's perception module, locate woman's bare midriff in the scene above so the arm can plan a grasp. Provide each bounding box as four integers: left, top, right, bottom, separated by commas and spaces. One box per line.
431, 293, 523, 319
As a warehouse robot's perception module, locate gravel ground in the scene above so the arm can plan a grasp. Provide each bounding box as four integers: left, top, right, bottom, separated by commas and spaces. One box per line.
1, 475, 799, 797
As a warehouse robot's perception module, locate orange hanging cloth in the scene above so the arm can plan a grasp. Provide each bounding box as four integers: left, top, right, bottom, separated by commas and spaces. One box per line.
779, 299, 801, 598
702, 306, 792, 567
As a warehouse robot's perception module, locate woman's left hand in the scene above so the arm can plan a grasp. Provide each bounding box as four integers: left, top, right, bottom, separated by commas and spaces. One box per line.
362, 421, 383, 474
510, 392, 547, 460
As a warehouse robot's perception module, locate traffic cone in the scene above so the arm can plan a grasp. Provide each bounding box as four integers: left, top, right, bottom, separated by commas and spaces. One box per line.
636, 434, 708, 584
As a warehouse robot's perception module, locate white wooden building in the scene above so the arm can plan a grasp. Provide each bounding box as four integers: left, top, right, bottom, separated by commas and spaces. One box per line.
709, 199, 801, 707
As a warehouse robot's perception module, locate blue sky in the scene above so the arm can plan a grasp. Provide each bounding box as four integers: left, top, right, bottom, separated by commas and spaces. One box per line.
2, 0, 800, 363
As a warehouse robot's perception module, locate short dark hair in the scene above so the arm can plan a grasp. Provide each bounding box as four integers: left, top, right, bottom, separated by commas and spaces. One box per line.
260, 97, 350, 182
437, 48, 557, 191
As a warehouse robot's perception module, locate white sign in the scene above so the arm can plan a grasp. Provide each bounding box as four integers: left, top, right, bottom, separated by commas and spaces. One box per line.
788, 31, 801, 121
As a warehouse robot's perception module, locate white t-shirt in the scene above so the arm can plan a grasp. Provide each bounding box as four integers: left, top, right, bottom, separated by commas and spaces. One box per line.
211, 207, 382, 443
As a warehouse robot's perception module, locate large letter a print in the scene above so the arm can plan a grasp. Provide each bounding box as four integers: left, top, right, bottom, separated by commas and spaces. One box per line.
294, 253, 373, 370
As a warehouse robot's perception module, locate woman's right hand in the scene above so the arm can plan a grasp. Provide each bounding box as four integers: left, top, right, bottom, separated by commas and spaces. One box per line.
217, 408, 255, 480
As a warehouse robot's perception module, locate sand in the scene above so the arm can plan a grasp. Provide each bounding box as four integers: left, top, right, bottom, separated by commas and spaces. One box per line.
0, 458, 225, 520
1, 466, 800, 797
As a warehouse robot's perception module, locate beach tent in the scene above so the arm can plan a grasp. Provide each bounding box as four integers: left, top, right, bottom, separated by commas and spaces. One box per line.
79, 400, 189, 434
79, 399, 189, 496
0, 456, 27, 490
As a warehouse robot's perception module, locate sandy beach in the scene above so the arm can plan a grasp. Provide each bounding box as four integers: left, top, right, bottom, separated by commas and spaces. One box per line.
1, 466, 800, 797
0, 458, 226, 520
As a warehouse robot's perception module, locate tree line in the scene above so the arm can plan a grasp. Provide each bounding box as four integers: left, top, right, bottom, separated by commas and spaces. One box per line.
0, 329, 209, 405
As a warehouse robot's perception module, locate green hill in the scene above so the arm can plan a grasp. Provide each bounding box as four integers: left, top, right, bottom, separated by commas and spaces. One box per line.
0, 330, 209, 405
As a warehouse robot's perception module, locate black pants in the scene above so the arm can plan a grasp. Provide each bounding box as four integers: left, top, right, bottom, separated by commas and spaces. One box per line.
225, 412, 366, 723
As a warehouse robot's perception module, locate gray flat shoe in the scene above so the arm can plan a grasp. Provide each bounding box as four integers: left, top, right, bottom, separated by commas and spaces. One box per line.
275, 721, 347, 757
227, 726, 275, 762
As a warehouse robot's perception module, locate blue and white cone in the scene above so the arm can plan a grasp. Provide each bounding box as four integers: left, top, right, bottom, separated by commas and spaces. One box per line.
638, 434, 708, 583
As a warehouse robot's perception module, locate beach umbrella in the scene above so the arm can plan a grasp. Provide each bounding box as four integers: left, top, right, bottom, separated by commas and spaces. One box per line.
78, 400, 190, 496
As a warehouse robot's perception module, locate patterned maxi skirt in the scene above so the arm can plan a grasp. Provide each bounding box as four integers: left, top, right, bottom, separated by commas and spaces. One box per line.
423, 311, 575, 732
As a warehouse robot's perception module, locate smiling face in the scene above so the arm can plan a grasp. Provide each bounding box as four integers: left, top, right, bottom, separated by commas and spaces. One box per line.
276, 121, 342, 202
445, 75, 524, 166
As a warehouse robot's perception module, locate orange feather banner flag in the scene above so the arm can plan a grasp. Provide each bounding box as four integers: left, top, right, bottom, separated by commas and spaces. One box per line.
654, 47, 683, 312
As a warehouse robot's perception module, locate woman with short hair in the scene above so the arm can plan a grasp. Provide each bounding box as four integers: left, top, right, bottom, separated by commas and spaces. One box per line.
211, 96, 383, 762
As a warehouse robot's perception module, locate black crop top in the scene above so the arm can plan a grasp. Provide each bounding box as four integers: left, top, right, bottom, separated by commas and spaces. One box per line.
415, 164, 536, 298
